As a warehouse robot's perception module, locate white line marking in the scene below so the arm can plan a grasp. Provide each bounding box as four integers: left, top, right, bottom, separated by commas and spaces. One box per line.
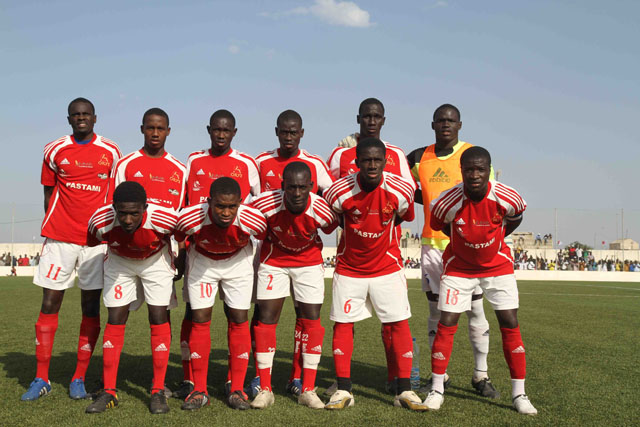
523, 282, 640, 291
520, 292, 640, 298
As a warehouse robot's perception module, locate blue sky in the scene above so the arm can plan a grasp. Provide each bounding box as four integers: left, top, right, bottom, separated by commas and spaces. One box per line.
1, 0, 638, 246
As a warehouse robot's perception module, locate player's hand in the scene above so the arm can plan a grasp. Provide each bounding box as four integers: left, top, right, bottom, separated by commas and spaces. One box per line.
173, 248, 186, 282
338, 133, 359, 148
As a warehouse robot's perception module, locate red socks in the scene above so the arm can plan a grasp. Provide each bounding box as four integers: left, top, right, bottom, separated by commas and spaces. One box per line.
254, 321, 277, 391
228, 321, 251, 393
388, 320, 412, 379
381, 323, 397, 382
501, 326, 526, 379
289, 318, 303, 381
332, 322, 354, 378
35, 312, 58, 382
301, 318, 324, 392
150, 322, 171, 392
102, 323, 126, 396
431, 322, 458, 375
180, 318, 193, 383
250, 317, 259, 377
72, 315, 101, 382
189, 321, 211, 393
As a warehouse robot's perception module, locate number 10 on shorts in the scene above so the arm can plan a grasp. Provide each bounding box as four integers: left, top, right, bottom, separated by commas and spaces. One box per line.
200, 282, 213, 298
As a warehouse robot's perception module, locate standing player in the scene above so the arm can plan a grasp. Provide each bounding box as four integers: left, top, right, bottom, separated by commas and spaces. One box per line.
250, 162, 337, 409
85, 182, 178, 414
22, 98, 121, 401
406, 104, 498, 397
175, 178, 267, 411
423, 147, 537, 415
328, 98, 415, 394
323, 139, 424, 411
177, 109, 260, 399
252, 109, 334, 397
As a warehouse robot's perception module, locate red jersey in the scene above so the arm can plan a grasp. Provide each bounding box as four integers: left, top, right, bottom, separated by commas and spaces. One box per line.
327, 141, 414, 184
111, 149, 186, 209
251, 190, 338, 268
185, 148, 260, 205
40, 134, 122, 246
87, 203, 177, 260
324, 172, 415, 278
255, 149, 334, 193
176, 204, 267, 260
430, 181, 526, 278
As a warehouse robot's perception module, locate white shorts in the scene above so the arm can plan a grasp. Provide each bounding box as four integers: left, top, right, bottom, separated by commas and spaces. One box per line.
256, 263, 325, 304
103, 247, 175, 309
421, 245, 482, 296
438, 274, 519, 313
186, 245, 254, 310
330, 271, 411, 323
34, 238, 106, 291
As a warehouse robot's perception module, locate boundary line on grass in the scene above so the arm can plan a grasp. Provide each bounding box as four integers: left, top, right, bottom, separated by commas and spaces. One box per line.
519, 292, 640, 298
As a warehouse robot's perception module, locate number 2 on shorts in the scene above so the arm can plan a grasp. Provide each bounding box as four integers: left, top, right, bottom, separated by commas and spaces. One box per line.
266, 274, 274, 291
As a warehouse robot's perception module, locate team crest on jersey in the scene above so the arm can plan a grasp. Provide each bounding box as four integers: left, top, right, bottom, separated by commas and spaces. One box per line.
265, 182, 272, 190
150, 174, 165, 183
168, 188, 179, 196
386, 155, 395, 166
491, 211, 504, 224
382, 201, 394, 215
193, 180, 203, 191
170, 172, 181, 183
98, 173, 108, 180
231, 166, 243, 178
98, 154, 111, 167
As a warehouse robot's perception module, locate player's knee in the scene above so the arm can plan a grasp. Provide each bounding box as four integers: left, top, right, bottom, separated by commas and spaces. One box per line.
226, 308, 248, 324
298, 303, 321, 320
495, 309, 518, 329
439, 311, 461, 327
191, 308, 211, 324
148, 305, 169, 325
40, 290, 64, 314
107, 307, 129, 325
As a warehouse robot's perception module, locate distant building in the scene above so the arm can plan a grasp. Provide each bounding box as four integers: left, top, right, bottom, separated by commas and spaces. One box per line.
608, 239, 639, 250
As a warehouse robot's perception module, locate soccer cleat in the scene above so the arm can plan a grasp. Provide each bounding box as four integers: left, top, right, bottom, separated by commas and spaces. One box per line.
419, 373, 451, 394
228, 390, 251, 410
298, 389, 325, 409
181, 391, 210, 411
471, 377, 500, 399
174, 380, 194, 400
423, 390, 444, 410
394, 390, 428, 412
149, 390, 170, 414
69, 378, 88, 400
513, 394, 538, 415
244, 376, 261, 399
250, 389, 275, 409
21, 378, 51, 401
85, 390, 118, 413
324, 390, 355, 410
285, 378, 302, 396
224, 381, 232, 397
385, 378, 398, 395
323, 381, 338, 397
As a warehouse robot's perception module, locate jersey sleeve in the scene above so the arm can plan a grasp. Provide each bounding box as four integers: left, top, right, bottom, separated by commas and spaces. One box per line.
87, 205, 113, 246
237, 205, 267, 240
494, 182, 527, 220
314, 158, 335, 192
323, 179, 347, 214
327, 147, 343, 180
248, 158, 261, 196
149, 206, 178, 235
41, 160, 56, 187
107, 159, 127, 203
175, 205, 206, 240
312, 198, 339, 234
429, 187, 463, 231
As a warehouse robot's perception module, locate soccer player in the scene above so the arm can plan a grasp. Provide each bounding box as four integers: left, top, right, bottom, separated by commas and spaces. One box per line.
423, 147, 537, 415
250, 162, 338, 409
22, 98, 121, 402
175, 178, 267, 411
253, 109, 334, 397
406, 104, 499, 397
84, 182, 178, 414
323, 138, 425, 411
177, 109, 260, 399
328, 98, 415, 394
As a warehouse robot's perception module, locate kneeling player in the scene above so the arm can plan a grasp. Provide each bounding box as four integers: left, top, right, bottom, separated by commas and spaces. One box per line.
85, 182, 177, 414
323, 138, 425, 411
423, 146, 537, 415
175, 178, 266, 411
250, 162, 337, 409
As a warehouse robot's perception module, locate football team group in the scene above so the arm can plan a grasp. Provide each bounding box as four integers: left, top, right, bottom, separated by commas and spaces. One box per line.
20, 96, 537, 416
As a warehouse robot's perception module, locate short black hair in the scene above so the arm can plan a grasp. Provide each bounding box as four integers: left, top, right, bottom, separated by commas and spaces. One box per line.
210, 177, 241, 198
277, 110, 302, 127
356, 137, 386, 158
433, 104, 461, 121
142, 107, 170, 126
359, 98, 385, 115
283, 161, 311, 182
210, 109, 236, 128
68, 97, 95, 115
113, 181, 147, 205
460, 146, 491, 166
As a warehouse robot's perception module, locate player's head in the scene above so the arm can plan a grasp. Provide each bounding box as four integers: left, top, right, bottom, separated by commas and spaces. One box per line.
208, 177, 242, 228
355, 138, 386, 188
67, 98, 96, 137
112, 181, 147, 234
432, 104, 461, 146
460, 146, 491, 200
282, 161, 313, 214
141, 108, 171, 153
275, 110, 304, 158
208, 109, 237, 156
357, 98, 385, 139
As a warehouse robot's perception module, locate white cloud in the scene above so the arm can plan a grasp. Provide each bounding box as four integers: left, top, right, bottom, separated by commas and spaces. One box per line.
261, 0, 373, 28
435, 1, 448, 7
228, 39, 247, 55
228, 44, 240, 54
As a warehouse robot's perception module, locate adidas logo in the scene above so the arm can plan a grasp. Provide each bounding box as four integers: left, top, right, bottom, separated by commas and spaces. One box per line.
190, 352, 202, 359
35, 338, 40, 345
196, 169, 205, 175
353, 209, 362, 215
311, 345, 322, 352
60, 158, 70, 165
432, 352, 446, 360
273, 226, 282, 232
456, 218, 466, 225
201, 239, 210, 244
430, 168, 450, 182
181, 340, 189, 347
512, 346, 525, 354
80, 343, 92, 352
429, 330, 436, 336
402, 351, 413, 358
266, 170, 275, 177
111, 241, 120, 246
237, 352, 249, 360
268, 347, 276, 352
103, 340, 114, 349
333, 349, 344, 355
483, 330, 490, 336
134, 171, 143, 178
155, 343, 168, 352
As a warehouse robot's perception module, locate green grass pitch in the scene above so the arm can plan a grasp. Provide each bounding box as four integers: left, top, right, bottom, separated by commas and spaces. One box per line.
0, 277, 638, 426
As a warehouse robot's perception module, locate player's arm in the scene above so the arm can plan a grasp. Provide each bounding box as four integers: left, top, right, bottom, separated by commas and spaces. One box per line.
174, 244, 187, 281
505, 215, 523, 237
43, 186, 54, 213
406, 147, 425, 205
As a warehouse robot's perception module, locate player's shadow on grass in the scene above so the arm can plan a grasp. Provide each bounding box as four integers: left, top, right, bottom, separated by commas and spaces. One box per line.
444, 384, 513, 410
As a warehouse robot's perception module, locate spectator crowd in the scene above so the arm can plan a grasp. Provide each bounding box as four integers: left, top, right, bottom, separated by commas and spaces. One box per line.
513, 246, 640, 271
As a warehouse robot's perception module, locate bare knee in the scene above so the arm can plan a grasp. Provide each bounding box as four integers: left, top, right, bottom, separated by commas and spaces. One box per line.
40, 288, 65, 314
